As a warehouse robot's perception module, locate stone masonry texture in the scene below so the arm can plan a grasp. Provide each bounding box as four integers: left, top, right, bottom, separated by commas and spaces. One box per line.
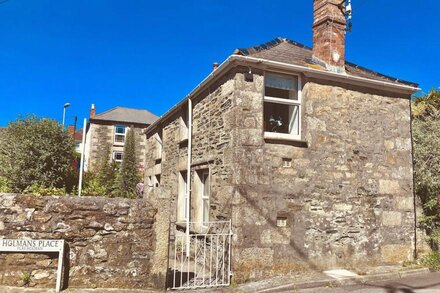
0, 194, 162, 290
144, 66, 415, 284
88, 122, 147, 172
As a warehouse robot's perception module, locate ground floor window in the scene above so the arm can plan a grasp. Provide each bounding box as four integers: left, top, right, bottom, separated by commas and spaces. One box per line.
177, 171, 187, 222
196, 169, 210, 226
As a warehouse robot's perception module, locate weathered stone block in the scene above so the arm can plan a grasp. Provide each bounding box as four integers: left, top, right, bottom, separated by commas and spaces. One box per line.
396, 197, 413, 210
379, 180, 401, 194
261, 228, 291, 245
381, 244, 412, 263
382, 211, 402, 226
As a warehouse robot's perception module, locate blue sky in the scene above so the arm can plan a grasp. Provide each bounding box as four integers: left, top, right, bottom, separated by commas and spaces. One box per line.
0, 0, 438, 127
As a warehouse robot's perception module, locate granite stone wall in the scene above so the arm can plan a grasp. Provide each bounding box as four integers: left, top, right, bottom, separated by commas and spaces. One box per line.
231, 71, 415, 282
0, 194, 162, 290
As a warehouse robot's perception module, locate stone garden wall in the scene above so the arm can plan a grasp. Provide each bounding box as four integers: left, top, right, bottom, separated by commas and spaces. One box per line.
0, 193, 162, 290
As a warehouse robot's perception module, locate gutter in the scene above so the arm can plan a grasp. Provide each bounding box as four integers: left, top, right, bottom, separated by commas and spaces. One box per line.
145, 55, 420, 135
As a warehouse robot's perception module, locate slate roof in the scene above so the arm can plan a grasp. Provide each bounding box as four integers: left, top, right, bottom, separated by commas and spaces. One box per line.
91, 107, 159, 125
234, 37, 418, 87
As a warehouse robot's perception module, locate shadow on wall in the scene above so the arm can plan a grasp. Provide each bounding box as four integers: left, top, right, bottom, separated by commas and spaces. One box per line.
62, 243, 70, 290
236, 184, 321, 271
166, 270, 195, 289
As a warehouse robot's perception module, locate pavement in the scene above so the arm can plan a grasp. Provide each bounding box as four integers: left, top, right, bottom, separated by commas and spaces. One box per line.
236, 266, 433, 292
0, 266, 435, 292
301, 271, 440, 292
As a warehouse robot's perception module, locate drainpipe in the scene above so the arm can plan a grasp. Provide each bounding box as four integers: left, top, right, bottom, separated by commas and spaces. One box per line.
185, 98, 193, 256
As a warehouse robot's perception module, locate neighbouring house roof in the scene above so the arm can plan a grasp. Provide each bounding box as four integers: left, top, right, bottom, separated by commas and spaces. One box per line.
91, 107, 159, 125
234, 37, 418, 87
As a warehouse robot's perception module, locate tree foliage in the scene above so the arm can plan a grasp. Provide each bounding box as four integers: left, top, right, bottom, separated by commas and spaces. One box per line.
83, 143, 119, 196
413, 90, 440, 239
0, 115, 75, 192
112, 127, 140, 198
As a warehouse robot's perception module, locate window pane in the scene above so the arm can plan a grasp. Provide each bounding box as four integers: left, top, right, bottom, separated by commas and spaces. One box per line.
264, 102, 299, 135
289, 105, 300, 136
265, 74, 298, 100
202, 173, 209, 197
265, 74, 297, 91
115, 134, 125, 143
203, 198, 209, 223
115, 125, 126, 134
114, 152, 123, 161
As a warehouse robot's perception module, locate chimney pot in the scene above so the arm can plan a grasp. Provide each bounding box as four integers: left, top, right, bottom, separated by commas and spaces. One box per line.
90, 104, 96, 118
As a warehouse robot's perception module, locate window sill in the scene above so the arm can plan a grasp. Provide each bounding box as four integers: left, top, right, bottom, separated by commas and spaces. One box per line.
264, 132, 308, 147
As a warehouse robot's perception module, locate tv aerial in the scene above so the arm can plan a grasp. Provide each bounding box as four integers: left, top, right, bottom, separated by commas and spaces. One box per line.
345, 0, 353, 32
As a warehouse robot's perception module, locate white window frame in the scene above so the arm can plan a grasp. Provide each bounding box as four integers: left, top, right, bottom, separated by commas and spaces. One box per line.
114, 125, 127, 145
263, 72, 302, 142
113, 151, 124, 162
177, 171, 188, 223
196, 169, 210, 227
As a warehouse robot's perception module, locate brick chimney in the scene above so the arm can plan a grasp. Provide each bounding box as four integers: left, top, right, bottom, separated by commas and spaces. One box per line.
312, 0, 347, 71
90, 104, 96, 118
67, 125, 74, 136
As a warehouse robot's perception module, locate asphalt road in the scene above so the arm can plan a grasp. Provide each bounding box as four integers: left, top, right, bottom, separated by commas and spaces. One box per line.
301, 272, 440, 292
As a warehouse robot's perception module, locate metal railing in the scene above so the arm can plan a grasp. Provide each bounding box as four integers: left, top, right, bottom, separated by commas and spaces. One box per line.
168, 221, 232, 290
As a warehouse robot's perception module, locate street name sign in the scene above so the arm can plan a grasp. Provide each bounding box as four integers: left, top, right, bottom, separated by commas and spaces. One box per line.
0, 239, 65, 292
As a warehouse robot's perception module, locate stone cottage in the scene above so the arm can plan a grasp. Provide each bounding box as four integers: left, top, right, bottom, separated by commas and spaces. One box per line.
144, 0, 420, 285
84, 104, 158, 172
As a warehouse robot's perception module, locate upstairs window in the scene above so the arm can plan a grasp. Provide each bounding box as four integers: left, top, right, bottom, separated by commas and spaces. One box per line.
114, 125, 127, 145
264, 73, 302, 141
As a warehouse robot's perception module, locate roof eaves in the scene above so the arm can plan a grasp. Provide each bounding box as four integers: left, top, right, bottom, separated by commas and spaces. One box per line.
345, 61, 418, 87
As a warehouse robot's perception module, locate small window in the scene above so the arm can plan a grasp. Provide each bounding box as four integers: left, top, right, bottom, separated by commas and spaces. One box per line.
113, 151, 124, 162
282, 158, 292, 168
277, 217, 287, 227
154, 174, 161, 188
114, 125, 127, 144
264, 73, 302, 140
179, 108, 189, 142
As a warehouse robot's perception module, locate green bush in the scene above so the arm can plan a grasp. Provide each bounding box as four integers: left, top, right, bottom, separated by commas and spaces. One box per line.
0, 115, 76, 192
421, 252, 440, 271
82, 173, 107, 196
413, 90, 440, 244
0, 176, 11, 193
23, 184, 66, 196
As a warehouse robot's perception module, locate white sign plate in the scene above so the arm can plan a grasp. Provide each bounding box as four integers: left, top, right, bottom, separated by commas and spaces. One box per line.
0, 239, 64, 252
0, 239, 65, 292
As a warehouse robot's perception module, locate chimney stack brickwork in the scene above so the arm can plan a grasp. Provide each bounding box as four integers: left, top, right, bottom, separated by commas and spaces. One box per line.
313, 0, 347, 69
90, 104, 96, 118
